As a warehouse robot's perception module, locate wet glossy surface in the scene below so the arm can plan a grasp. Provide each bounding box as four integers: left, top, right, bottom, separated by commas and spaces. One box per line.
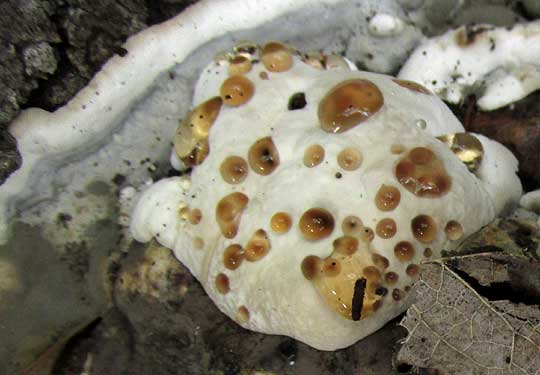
303, 145, 325, 168
411, 214, 437, 243
261, 42, 293, 72
216, 192, 249, 238
318, 79, 384, 133
270, 212, 292, 234
248, 137, 280, 175
220, 156, 249, 184
375, 185, 401, 211
299, 208, 335, 241
220, 75, 255, 106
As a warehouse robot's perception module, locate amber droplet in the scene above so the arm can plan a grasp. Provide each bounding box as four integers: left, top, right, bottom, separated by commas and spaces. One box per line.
220, 75, 255, 106
362, 266, 382, 282
303, 144, 325, 167
216, 273, 230, 294
393, 79, 432, 95
245, 229, 271, 261
248, 137, 280, 175
445, 220, 464, 241
220, 156, 248, 184
261, 42, 293, 72
359, 227, 374, 243
223, 244, 245, 270
409, 147, 434, 165
299, 208, 335, 241
337, 147, 363, 171
395, 147, 451, 198
174, 96, 223, 166
375, 185, 401, 212
270, 212, 292, 234
333, 236, 359, 255
301, 255, 322, 280
216, 192, 249, 238
394, 241, 415, 262
392, 288, 406, 301
406, 264, 420, 277
372, 253, 390, 270
188, 208, 202, 225
411, 215, 437, 243
390, 144, 406, 154
194, 237, 204, 250
342, 216, 363, 236
376, 218, 397, 239
237, 305, 250, 323
424, 247, 433, 258
179, 206, 190, 220
318, 79, 384, 133
322, 258, 341, 277
385, 272, 399, 285
437, 133, 484, 172
229, 55, 252, 75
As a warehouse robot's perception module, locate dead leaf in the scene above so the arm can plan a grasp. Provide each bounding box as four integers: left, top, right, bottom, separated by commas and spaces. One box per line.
397, 260, 540, 374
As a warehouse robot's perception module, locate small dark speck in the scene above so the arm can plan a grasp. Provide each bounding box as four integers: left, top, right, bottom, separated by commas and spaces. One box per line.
169, 71, 176, 80
335, 172, 343, 179
191, 195, 196, 199
422, 50, 427, 56
112, 174, 126, 186
431, 80, 437, 85
115, 46, 128, 57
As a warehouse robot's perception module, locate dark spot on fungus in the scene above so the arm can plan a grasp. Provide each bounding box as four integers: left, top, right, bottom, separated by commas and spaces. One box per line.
288, 92, 307, 110
351, 278, 367, 321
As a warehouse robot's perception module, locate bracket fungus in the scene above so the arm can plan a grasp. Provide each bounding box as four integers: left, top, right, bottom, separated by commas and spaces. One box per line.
130, 42, 522, 350
399, 21, 540, 110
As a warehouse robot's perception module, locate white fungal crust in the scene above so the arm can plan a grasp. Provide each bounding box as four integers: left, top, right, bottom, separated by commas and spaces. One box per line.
131, 47, 521, 350
398, 21, 540, 110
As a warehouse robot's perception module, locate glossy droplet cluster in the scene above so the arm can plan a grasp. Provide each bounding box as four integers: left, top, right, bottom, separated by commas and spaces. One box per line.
395, 147, 451, 198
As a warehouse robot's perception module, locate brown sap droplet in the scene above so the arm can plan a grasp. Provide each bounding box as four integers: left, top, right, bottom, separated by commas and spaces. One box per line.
216, 273, 230, 294
237, 305, 250, 323
303, 144, 325, 168
333, 236, 359, 255
303, 238, 384, 320
174, 96, 223, 166
372, 253, 390, 270
322, 258, 341, 277
318, 79, 384, 133
342, 215, 363, 236
437, 133, 484, 172
188, 208, 202, 225
385, 272, 399, 285
301, 255, 322, 280
220, 75, 255, 106
394, 241, 415, 262
216, 192, 249, 239
337, 147, 363, 171
375, 185, 401, 211
229, 55, 252, 76
395, 147, 451, 198
359, 227, 374, 243
406, 264, 420, 277
270, 212, 292, 234
392, 288, 406, 301
376, 218, 397, 239
245, 229, 271, 261
393, 79, 432, 95
299, 208, 335, 241
220, 156, 248, 184
179, 206, 190, 220
261, 42, 293, 72
411, 214, 437, 243
248, 137, 280, 175
223, 244, 245, 270
445, 220, 464, 240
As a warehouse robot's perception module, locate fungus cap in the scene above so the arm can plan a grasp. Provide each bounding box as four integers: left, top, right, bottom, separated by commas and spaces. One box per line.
130, 47, 521, 350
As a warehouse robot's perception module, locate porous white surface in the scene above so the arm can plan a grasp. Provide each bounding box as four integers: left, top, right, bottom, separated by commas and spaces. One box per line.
131, 56, 521, 350
398, 21, 540, 110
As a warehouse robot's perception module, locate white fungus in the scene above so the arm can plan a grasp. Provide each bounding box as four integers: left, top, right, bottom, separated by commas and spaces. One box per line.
130, 44, 521, 350
398, 21, 540, 110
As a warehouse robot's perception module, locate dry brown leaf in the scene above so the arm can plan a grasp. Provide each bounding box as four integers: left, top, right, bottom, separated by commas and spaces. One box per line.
397, 260, 540, 374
